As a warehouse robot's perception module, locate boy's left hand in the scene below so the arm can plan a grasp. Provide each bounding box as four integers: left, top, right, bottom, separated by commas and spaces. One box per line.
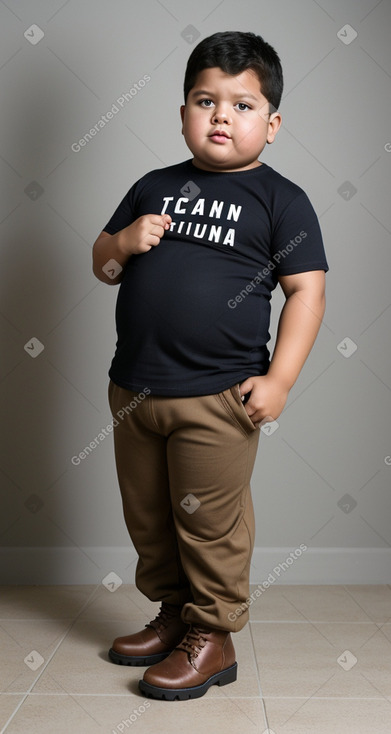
238, 375, 289, 427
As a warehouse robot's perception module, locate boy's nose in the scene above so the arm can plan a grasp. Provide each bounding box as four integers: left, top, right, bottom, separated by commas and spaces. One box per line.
212, 107, 231, 124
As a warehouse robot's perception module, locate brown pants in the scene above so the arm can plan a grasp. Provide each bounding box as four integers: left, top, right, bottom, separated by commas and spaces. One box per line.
108, 379, 260, 632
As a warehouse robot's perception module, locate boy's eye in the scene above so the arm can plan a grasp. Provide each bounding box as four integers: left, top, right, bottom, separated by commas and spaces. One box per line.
197, 99, 251, 111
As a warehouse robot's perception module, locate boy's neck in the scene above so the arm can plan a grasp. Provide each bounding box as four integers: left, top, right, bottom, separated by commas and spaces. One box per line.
191, 158, 263, 172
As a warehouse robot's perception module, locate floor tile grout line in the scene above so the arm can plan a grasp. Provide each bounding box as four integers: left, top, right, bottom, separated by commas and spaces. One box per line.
249, 619, 390, 624
342, 584, 388, 626
0, 585, 101, 734
1, 692, 388, 700
248, 622, 271, 731
1, 618, 391, 624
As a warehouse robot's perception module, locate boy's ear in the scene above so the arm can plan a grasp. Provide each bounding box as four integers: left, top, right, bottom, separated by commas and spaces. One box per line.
180, 104, 185, 134
266, 111, 282, 144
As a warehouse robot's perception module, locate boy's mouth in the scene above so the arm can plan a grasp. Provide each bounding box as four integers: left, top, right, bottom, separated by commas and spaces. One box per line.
209, 130, 231, 144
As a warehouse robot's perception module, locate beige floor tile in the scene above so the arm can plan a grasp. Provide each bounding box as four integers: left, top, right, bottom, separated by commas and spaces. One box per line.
4, 693, 266, 734
264, 696, 391, 734
0, 694, 25, 731
0, 585, 96, 620
251, 621, 391, 699
78, 584, 160, 622
31, 619, 141, 695
351, 622, 391, 699
249, 585, 375, 623
251, 585, 373, 622
344, 585, 391, 623
248, 586, 312, 622
0, 619, 71, 693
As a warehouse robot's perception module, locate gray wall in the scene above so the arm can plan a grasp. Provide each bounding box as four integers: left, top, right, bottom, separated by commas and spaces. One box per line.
1, 0, 390, 585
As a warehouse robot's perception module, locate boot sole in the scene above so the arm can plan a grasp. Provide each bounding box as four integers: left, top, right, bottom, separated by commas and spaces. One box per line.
138, 662, 238, 700
108, 648, 172, 666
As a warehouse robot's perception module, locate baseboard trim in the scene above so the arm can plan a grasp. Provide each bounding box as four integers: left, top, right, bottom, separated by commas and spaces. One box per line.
0, 546, 390, 585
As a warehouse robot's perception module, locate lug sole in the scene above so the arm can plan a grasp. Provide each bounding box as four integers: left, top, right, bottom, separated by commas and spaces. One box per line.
138, 661, 238, 700
108, 647, 172, 666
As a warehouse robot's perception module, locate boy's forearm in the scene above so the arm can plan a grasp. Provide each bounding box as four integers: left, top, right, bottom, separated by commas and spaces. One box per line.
92, 230, 131, 285
267, 289, 326, 391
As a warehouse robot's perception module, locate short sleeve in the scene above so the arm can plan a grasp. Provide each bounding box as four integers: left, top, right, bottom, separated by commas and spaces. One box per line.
102, 182, 138, 235
271, 191, 328, 276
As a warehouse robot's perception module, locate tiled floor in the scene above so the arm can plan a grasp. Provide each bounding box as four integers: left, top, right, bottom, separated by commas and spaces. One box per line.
0, 584, 391, 733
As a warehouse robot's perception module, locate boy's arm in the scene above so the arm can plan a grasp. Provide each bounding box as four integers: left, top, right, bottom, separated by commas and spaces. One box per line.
92, 214, 172, 285
239, 270, 326, 425
92, 230, 132, 285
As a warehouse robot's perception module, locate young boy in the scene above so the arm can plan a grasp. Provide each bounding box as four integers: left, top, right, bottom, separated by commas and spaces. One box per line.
92, 31, 328, 700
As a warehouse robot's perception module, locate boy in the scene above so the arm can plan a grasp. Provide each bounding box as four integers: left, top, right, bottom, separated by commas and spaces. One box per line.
92, 31, 328, 700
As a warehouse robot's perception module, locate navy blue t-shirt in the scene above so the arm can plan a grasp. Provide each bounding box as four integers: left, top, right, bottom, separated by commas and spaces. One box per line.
102, 159, 328, 396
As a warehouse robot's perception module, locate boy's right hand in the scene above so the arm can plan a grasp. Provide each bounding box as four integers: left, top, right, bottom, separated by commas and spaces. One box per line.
122, 214, 172, 255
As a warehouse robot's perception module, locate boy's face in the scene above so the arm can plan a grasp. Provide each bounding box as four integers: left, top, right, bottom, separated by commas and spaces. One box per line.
180, 67, 281, 172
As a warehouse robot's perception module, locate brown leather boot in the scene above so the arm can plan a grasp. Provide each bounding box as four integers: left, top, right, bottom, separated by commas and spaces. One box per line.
138, 624, 237, 699
109, 603, 189, 666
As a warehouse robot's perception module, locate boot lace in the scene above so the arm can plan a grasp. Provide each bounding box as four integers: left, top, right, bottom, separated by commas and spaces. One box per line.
146, 603, 181, 632
176, 625, 209, 658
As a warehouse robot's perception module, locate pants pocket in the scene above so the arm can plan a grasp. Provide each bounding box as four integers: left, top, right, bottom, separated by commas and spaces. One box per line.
216, 383, 259, 435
